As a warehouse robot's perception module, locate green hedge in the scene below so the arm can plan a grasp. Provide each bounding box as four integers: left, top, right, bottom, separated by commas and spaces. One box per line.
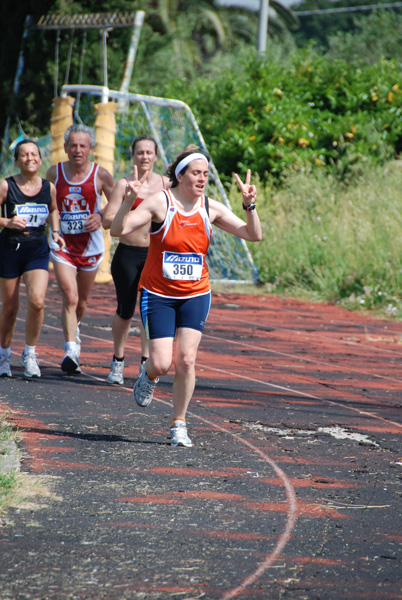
166, 48, 402, 182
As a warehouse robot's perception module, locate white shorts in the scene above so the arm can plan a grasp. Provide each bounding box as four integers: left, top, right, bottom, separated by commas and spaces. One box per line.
50, 249, 104, 272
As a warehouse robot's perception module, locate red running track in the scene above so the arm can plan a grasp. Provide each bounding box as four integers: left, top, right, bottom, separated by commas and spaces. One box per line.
0, 275, 401, 599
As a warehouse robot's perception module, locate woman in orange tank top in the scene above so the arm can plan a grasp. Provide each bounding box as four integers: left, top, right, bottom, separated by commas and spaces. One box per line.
111, 150, 262, 447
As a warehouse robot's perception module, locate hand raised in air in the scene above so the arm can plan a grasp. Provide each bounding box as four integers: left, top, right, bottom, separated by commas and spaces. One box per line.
234, 169, 257, 207
124, 165, 149, 206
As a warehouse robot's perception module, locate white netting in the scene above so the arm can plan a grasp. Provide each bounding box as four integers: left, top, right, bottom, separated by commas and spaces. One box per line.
2, 85, 258, 282
64, 85, 257, 282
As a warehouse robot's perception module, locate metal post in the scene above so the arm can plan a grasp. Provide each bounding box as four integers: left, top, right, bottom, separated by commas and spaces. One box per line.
3, 15, 32, 147
257, 0, 269, 58
102, 29, 108, 90
119, 10, 145, 110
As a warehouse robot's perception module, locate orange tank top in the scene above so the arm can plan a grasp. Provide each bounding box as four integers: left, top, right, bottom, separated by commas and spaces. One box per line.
139, 189, 212, 298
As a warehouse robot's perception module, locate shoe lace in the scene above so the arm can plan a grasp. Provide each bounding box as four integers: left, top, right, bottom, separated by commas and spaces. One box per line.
25, 353, 38, 370
171, 422, 190, 443
140, 376, 157, 396
171, 422, 188, 438
172, 421, 186, 431
113, 360, 123, 374
0, 354, 9, 367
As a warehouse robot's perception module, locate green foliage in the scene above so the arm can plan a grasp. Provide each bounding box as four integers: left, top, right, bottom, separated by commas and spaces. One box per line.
0, 472, 17, 515
4, 1, 402, 315
163, 45, 402, 183
327, 10, 402, 65
228, 160, 402, 317
292, 0, 402, 50
3, 0, 262, 139
0, 411, 20, 515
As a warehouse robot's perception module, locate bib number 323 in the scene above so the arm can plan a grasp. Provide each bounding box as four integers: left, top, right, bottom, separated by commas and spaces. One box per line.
60, 210, 90, 234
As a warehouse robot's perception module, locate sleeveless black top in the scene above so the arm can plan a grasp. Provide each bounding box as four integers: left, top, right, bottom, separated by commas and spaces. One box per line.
1, 177, 51, 243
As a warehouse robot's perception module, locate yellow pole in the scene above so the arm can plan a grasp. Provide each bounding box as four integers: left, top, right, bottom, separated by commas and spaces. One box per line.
49, 96, 75, 271
50, 96, 75, 165
93, 101, 118, 283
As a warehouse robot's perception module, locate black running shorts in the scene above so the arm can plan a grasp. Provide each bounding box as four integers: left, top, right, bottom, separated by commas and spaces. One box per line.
111, 242, 149, 320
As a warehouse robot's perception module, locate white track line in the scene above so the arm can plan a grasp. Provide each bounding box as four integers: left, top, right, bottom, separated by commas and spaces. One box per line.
203, 332, 402, 386
216, 311, 402, 357
18, 315, 402, 428
12, 308, 401, 597
11, 320, 299, 599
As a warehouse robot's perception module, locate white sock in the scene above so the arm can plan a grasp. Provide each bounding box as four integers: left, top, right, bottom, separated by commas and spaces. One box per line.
0, 346, 11, 357
25, 344, 36, 355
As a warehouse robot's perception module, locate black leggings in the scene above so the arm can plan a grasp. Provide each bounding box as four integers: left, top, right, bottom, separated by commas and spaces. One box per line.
111, 242, 148, 320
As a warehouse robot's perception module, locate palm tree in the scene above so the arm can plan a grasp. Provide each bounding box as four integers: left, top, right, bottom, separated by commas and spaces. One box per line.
145, 0, 228, 76
268, 1, 299, 36
147, 0, 298, 75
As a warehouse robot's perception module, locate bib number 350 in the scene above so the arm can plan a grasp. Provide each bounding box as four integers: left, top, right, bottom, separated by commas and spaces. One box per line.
162, 251, 203, 281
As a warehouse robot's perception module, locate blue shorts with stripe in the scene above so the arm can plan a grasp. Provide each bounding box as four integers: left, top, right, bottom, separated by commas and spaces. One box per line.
140, 288, 211, 339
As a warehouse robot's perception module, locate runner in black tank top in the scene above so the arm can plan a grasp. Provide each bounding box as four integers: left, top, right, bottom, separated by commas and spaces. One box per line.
0, 139, 64, 378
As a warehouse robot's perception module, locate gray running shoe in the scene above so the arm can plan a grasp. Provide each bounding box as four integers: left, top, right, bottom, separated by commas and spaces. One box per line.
61, 349, 81, 374
133, 368, 158, 407
107, 358, 124, 385
0, 352, 12, 377
20, 351, 41, 378
170, 421, 192, 447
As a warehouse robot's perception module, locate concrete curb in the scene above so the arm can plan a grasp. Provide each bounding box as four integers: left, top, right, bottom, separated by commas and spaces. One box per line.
0, 440, 20, 475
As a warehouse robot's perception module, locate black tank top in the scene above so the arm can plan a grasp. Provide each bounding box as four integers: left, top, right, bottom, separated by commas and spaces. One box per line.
1, 177, 51, 243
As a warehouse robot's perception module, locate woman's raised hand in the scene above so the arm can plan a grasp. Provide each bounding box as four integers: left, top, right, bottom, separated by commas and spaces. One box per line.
234, 169, 257, 206
124, 165, 149, 204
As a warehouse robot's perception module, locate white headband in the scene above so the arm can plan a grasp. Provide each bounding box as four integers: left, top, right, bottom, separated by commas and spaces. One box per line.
175, 153, 208, 179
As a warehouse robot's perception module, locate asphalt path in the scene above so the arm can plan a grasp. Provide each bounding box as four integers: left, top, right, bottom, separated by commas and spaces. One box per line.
0, 275, 401, 599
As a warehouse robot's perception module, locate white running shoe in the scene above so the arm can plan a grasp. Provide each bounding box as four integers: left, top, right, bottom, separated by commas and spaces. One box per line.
107, 358, 124, 385
0, 352, 12, 377
20, 351, 41, 378
61, 349, 81, 374
133, 368, 158, 407
170, 421, 193, 447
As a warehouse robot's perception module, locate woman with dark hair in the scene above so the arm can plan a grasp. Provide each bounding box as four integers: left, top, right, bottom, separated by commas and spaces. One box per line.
0, 139, 65, 378
111, 150, 261, 447
103, 134, 170, 385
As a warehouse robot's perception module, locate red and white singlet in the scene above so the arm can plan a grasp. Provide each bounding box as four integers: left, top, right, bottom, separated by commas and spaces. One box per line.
139, 189, 212, 298
50, 162, 103, 256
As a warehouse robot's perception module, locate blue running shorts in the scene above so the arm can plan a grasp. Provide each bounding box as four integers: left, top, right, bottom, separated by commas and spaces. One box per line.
0, 234, 50, 279
140, 288, 211, 339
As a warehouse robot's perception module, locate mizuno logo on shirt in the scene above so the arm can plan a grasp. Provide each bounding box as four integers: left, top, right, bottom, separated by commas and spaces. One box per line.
16, 205, 48, 214
164, 252, 202, 265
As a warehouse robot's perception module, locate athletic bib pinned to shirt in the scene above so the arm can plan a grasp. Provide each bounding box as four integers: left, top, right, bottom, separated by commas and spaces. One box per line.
60, 210, 90, 234
15, 203, 49, 228
162, 251, 203, 281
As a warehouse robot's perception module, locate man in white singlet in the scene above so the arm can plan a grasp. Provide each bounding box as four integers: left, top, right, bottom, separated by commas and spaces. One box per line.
46, 124, 114, 374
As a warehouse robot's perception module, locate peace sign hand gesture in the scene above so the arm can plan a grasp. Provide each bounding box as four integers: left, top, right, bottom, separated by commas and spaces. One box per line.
234, 169, 257, 208
124, 165, 149, 206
